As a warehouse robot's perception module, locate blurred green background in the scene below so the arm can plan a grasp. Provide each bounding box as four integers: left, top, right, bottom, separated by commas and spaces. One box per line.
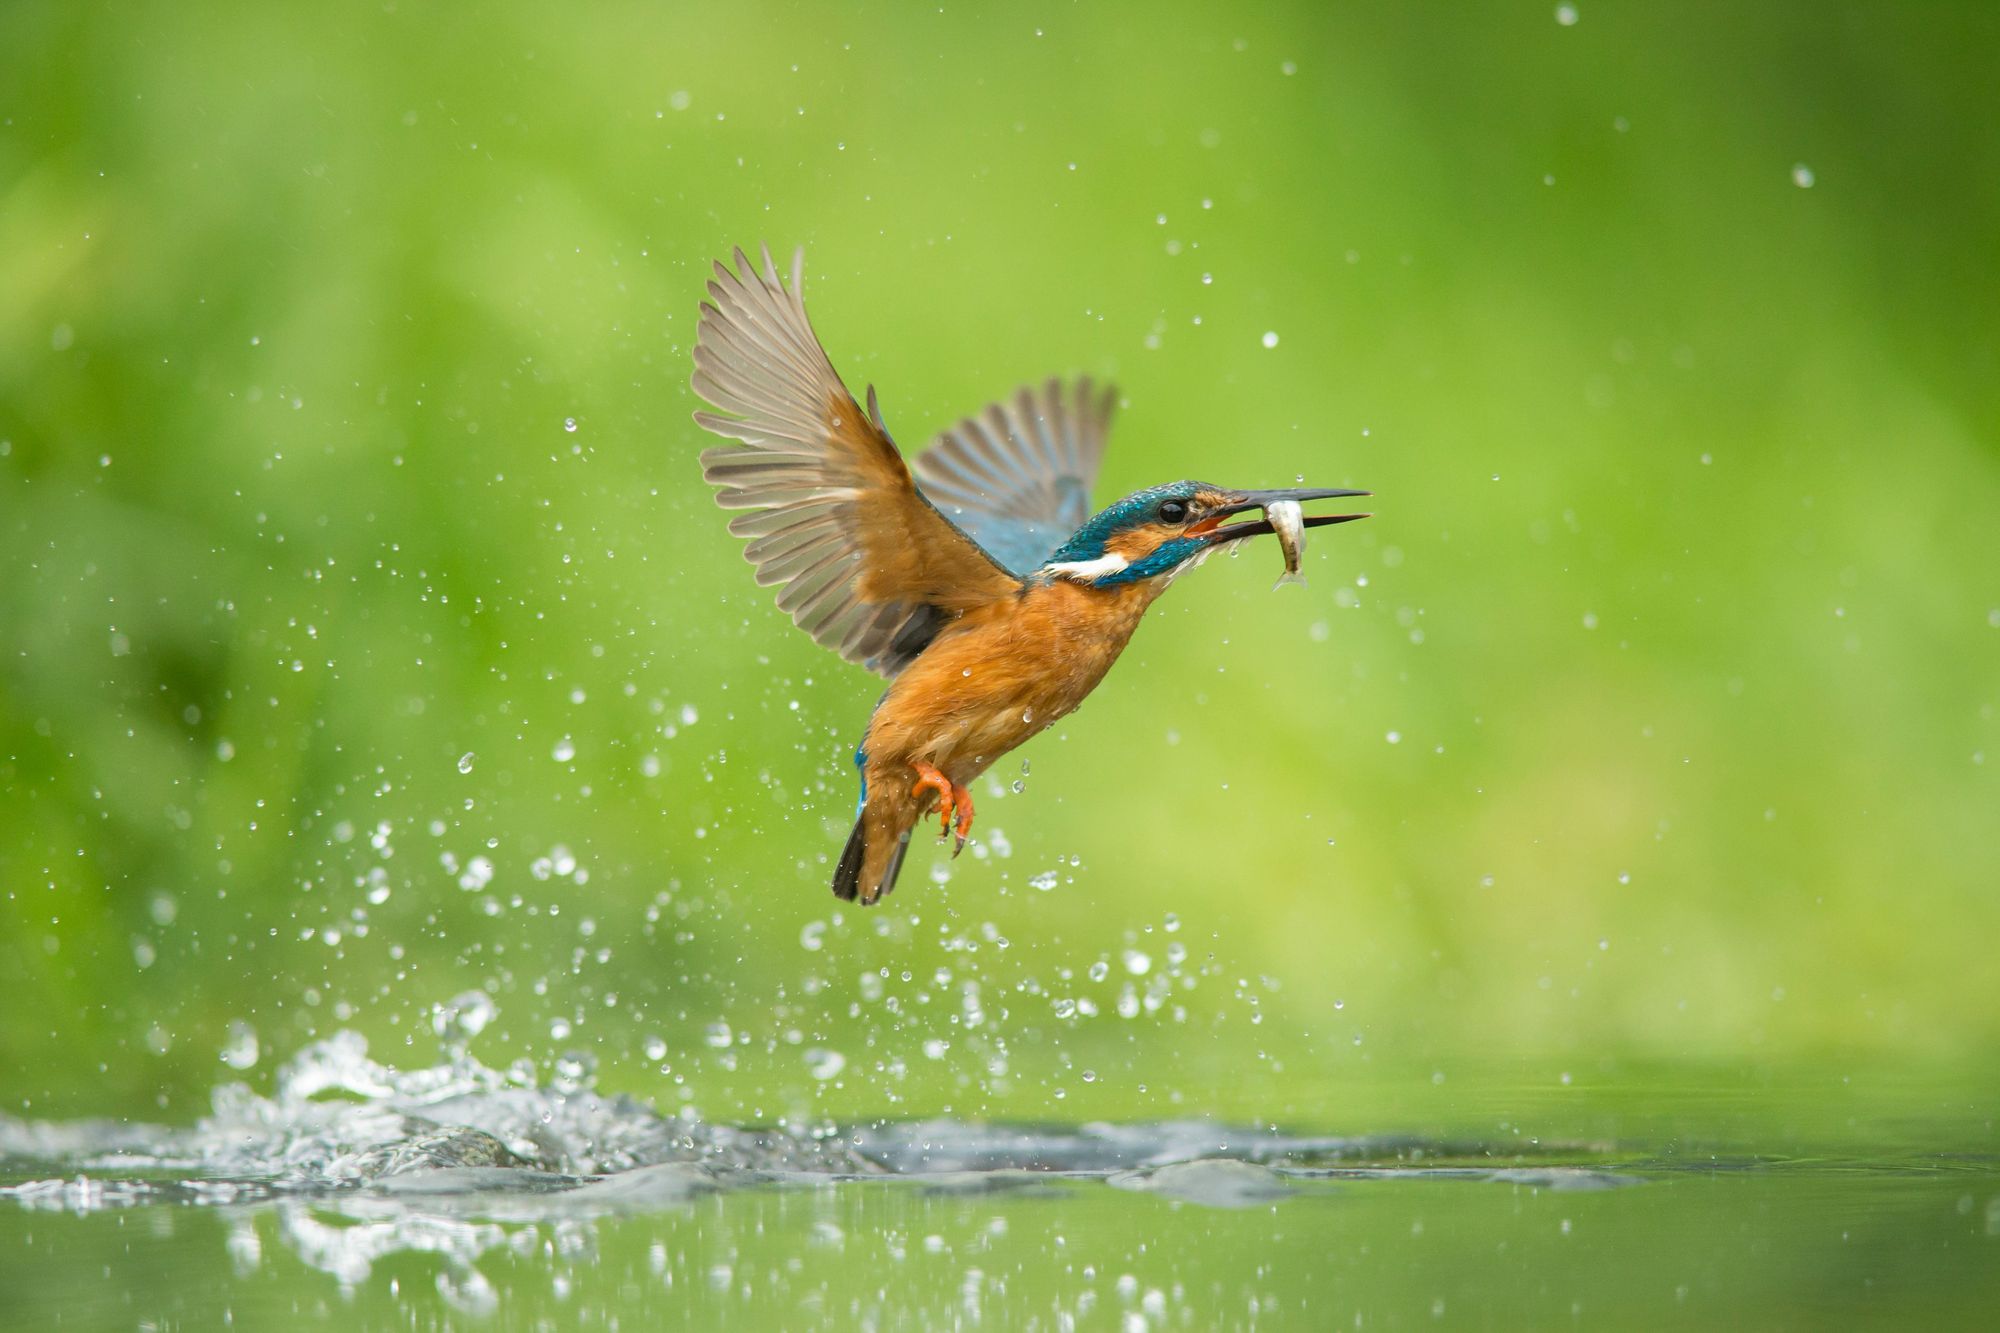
2, 0, 1996, 1130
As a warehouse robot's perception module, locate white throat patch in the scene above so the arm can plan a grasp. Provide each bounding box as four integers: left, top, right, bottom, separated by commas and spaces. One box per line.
1044, 553, 1130, 584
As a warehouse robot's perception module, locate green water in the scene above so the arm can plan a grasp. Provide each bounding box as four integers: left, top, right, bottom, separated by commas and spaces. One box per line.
7, 1162, 1995, 1330
5, 1054, 1996, 1329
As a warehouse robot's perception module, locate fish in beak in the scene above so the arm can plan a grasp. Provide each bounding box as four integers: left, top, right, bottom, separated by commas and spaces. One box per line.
1187, 487, 1372, 585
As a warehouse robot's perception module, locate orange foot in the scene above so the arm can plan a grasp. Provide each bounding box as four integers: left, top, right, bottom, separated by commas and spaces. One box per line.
909, 759, 955, 833
948, 781, 974, 858
908, 761, 976, 857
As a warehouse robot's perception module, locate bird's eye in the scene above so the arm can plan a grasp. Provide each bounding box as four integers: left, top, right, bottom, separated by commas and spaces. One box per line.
1158, 499, 1190, 524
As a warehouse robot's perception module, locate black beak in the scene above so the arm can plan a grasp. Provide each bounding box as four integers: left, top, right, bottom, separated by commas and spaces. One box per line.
1191, 487, 1373, 545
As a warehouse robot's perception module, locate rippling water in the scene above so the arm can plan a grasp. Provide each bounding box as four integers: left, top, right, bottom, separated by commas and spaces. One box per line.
3, 1032, 1997, 1327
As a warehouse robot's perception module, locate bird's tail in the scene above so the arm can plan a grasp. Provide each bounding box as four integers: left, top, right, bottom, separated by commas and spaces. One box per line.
832, 801, 914, 906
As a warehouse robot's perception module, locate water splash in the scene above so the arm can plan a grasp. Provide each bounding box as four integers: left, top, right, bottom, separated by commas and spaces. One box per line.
0, 1024, 875, 1195
0, 1021, 1689, 1309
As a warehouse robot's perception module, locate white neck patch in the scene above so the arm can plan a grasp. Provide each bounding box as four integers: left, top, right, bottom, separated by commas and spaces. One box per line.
1044, 552, 1130, 584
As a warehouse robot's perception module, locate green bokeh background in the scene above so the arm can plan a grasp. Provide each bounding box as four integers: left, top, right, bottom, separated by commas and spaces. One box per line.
2, 1, 1996, 1129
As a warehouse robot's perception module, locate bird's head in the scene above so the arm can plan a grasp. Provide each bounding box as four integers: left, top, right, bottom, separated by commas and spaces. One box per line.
1038, 481, 1370, 588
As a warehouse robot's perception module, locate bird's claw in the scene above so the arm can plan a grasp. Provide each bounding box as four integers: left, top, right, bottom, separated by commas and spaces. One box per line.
948, 782, 973, 856
908, 761, 975, 857
910, 760, 957, 840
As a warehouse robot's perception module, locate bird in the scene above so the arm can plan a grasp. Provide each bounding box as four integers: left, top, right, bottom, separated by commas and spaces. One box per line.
690, 245, 1369, 905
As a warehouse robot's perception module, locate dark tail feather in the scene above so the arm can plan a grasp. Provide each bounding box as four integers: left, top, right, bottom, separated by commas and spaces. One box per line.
877, 834, 911, 900
833, 814, 867, 901
831, 812, 912, 905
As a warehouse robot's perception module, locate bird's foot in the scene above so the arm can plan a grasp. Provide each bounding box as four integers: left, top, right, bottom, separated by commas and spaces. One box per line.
948, 783, 974, 857
909, 760, 955, 832
908, 761, 976, 856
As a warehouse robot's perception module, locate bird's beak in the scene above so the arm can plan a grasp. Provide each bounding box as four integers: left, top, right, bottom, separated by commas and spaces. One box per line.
1187, 487, 1372, 546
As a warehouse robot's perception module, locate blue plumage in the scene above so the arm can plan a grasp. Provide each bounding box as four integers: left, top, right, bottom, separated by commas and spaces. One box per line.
920, 501, 1072, 576
909, 377, 1118, 576
1040, 481, 1209, 568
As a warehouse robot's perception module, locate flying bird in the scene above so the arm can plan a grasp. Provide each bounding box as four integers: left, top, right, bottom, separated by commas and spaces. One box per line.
691, 246, 1369, 905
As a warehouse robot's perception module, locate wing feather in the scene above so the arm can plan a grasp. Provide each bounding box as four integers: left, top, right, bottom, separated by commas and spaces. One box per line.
691, 245, 1021, 677
912, 376, 1120, 574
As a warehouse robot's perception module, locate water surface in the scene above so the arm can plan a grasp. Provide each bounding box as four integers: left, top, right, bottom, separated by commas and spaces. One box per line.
4, 1034, 1994, 1329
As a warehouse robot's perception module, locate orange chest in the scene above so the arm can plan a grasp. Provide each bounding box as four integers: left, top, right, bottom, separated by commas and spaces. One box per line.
866, 578, 1163, 771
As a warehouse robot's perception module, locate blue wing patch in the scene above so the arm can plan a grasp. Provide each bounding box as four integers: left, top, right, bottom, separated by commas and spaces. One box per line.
922, 509, 1071, 577
912, 377, 1117, 576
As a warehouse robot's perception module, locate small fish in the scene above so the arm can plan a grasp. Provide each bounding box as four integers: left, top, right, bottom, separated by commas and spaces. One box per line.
1265, 498, 1308, 588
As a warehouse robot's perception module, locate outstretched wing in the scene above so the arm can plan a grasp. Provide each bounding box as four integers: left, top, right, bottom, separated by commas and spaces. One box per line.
692, 245, 1022, 678
911, 377, 1119, 575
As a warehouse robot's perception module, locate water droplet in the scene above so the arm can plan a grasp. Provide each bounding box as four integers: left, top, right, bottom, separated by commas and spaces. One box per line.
1260, 330, 1280, 349
432, 990, 496, 1043
456, 751, 475, 774
1029, 869, 1060, 892
1555, 3, 1579, 24
562, 416, 579, 432
553, 1049, 595, 1092
1791, 163, 1815, 189
805, 1047, 846, 1080
552, 737, 577, 763
703, 1021, 733, 1049
219, 1021, 260, 1070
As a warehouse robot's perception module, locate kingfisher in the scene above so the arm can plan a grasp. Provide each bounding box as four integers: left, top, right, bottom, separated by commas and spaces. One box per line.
691, 246, 1369, 905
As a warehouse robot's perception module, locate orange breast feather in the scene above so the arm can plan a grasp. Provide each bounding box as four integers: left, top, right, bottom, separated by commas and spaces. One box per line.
864, 579, 1164, 783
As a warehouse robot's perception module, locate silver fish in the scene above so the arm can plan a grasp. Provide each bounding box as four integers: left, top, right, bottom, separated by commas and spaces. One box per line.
1265, 498, 1308, 589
